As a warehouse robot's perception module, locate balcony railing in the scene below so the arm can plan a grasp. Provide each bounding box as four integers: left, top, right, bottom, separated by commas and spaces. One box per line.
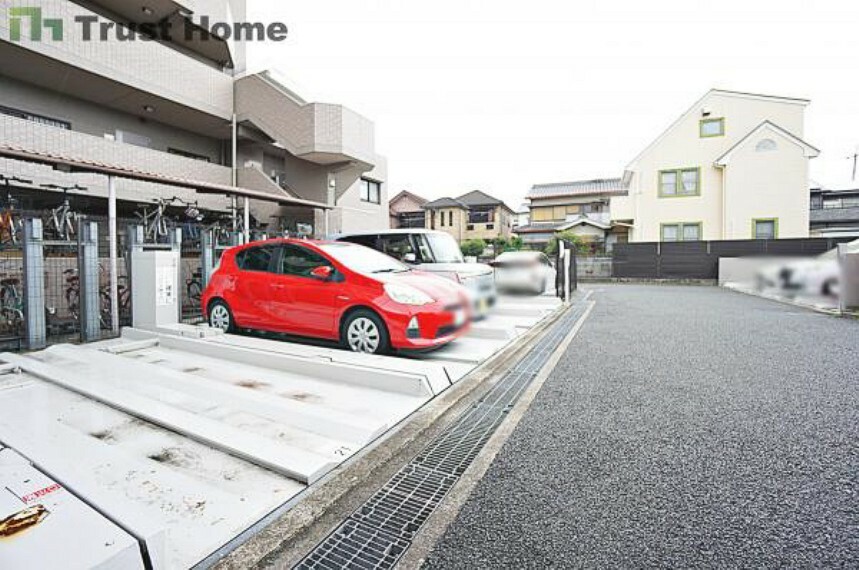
0, 0, 234, 118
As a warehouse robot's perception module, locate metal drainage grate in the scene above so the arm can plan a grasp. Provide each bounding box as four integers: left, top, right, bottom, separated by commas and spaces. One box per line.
296, 301, 589, 570
294, 519, 409, 570
352, 465, 458, 539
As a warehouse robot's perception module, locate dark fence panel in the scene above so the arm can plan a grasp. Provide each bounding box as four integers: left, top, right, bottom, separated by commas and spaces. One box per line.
610, 243, 659, 278
613, 237, 853, 279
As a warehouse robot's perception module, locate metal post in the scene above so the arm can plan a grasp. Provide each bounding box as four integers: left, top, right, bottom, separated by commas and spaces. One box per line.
78, 219, 100, 342
108, 175, 119, 335
201, 230, 214, 289
126, 224, 143, 325
243, 197, 250, 244
22, 218, 46, 350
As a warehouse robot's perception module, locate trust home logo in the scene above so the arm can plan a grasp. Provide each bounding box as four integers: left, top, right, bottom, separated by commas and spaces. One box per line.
6, 6, 287, 43
9, 7, 63, 41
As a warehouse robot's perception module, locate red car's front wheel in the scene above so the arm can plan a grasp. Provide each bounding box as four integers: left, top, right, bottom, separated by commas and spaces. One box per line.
341, 309, 389, 355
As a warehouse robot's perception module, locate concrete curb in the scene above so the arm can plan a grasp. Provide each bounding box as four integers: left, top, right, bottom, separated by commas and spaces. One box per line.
208, 296, 580, 570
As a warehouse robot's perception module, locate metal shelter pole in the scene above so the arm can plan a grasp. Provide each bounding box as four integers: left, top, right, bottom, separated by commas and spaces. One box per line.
172, 227, 182, 324
243, 197, 250, 244
108, 175, 119, 334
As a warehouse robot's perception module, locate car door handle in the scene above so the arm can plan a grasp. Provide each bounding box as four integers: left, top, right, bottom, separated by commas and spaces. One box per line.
271, 283, 286, 289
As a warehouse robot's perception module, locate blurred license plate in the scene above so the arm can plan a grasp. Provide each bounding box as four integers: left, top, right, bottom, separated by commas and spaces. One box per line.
454, 309, 466, 327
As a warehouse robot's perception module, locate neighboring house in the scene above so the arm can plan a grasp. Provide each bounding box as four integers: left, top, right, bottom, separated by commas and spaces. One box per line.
389, 190, 427, 228
516, 179, 629, 251
810, 187, 859, 238
612, 89, 820, 242
0, 0, 387, 237
513, 203, 530, 230
423, 190, 514, 243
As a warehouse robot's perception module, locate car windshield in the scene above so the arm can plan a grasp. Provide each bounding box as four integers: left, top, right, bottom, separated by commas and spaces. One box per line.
319, 243, 410, 274
416, 233, 464, 263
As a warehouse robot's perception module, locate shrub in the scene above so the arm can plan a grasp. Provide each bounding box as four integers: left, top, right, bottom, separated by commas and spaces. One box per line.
460, 238, 487, 258
545, 231, 587, 256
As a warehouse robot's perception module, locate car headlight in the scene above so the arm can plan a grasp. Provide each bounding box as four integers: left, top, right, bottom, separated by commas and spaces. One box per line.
384, 283, 435, 306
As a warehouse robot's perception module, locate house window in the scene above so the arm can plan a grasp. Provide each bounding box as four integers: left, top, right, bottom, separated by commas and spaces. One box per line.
659, 168, 700, 197
531, 207, 554, 222
448, 211, 453, 226
0, 105, 70, 130
468, 207, 494, 224
700, 118, 725, 138
753, 218, 778, 240
360, 178, 381, 204
661, 222, 701, 242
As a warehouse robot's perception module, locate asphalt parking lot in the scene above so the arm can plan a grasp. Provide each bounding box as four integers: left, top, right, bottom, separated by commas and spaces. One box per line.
422, 285, 859, 568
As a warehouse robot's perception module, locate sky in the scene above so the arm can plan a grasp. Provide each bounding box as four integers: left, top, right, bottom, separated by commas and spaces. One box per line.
248, 0, 859, 209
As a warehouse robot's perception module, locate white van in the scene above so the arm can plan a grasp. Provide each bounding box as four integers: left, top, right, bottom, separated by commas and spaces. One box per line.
334, 229, 497, 316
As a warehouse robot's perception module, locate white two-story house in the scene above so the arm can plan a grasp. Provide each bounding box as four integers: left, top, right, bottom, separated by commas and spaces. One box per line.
612, 89, 820, 242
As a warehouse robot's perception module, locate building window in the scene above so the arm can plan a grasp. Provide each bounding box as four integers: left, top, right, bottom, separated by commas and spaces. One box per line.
661, 222, 701, 242
468, 207, 494, 224
659, 168, 700, 197
753, 218, 778, 240
466, 224, 475, 231
448, 211, 453, 226
168, 148, 211, 162
700, 118, 725, 138
360, 178, 381, 204
755, 138, 778, 152
0, 105, 70, 130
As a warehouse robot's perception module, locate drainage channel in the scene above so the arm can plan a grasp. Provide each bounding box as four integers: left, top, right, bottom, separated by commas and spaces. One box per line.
294, 300, 590, 570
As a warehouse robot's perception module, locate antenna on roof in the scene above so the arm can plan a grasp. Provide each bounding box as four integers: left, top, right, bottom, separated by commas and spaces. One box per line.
848, 145, 858, 182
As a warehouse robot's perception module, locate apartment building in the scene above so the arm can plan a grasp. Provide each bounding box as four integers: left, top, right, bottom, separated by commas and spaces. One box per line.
810, 186, 859, 238
389, 190, 427, 228
516, 179, 628, 250
0, 0, 387, 236
612, 89, 819, 242
423, 190, 514, 243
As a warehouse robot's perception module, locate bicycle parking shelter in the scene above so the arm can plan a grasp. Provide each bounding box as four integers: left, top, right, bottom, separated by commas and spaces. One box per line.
0, 142, 332, 348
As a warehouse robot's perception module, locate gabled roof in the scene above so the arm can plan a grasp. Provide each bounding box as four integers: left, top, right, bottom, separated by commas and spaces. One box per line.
714, 121, 820, 166
457, 189, 503, 207
423, 197, 467, 210
390, 190, 428, 206
515, 215, 613, 234
528, 178, 625, 199
424, 190, 513, 212
625, 88, 811, 171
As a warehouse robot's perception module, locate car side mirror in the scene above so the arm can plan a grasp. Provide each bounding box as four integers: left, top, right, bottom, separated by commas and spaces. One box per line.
311, 266, 334, 281
403, 253, 417, 263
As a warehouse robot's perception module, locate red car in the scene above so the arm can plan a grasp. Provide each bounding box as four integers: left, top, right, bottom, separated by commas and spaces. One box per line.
201, 239, 472, 354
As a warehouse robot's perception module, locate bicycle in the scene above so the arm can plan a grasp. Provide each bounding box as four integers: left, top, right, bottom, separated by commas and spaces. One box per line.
185, 269, 203, 307
0, 175, 31, 245
99, 275, 130, 330
0, 273, 24, 335
42, 183, 87, 241
135, 196, 182, 243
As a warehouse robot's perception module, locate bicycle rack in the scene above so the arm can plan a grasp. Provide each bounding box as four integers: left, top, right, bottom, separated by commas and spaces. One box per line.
20, 217, 105, 348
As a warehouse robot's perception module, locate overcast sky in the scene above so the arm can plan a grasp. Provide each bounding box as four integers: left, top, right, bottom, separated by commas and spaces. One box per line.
249, 0, 859, 209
